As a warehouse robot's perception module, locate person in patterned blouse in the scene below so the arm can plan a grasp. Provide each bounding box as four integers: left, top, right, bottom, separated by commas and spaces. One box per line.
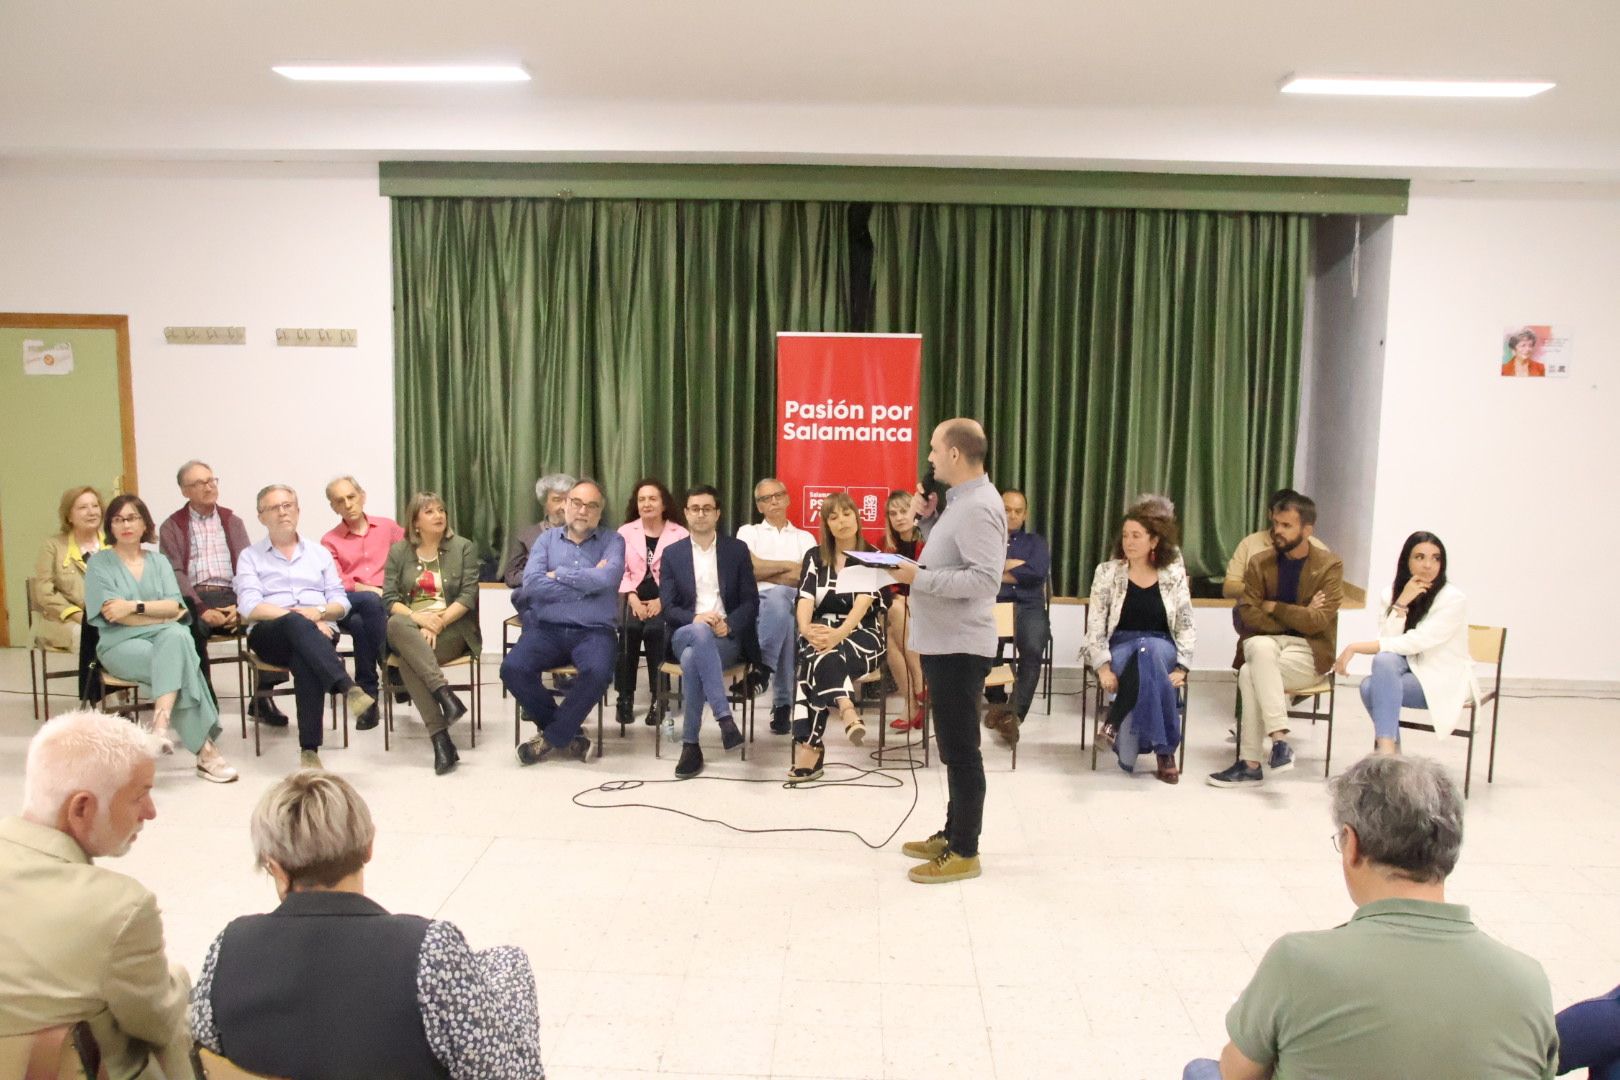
788, 492, 887, 783
190, 771, 544, 1080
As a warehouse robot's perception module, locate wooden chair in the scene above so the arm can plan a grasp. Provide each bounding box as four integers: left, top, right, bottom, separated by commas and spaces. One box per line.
90, 667, 155, 726
381, 652, 483, 751
655, 659, 755, 760
1285, 676, 1338, 777
24, 579, 81, 721
190, 1047, 285, 1080
917, 604, 1016, 769
511, 666, 606, 756
0, 1022, 102, 1080
1393, 625, 1507, 798
1087, 674, 1190, 774
244, 650, 348, 757
499, 615, 522, 697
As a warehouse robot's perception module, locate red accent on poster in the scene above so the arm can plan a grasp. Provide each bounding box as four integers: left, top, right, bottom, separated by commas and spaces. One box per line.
776, 333, 922, 543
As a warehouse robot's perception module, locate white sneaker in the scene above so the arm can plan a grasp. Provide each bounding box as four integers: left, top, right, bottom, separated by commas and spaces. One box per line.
196, 757, 239, 784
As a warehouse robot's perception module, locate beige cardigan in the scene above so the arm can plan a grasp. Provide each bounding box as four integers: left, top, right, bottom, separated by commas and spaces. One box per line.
30, 533, 98, 650
1081, 558, 1197, 671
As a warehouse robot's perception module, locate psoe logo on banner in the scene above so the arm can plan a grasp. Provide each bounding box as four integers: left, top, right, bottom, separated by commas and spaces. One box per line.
803, 485, 847, 524
848, 487, 889, 527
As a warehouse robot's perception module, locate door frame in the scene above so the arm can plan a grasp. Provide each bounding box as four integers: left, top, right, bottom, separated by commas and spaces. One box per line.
0, 313, 135, 647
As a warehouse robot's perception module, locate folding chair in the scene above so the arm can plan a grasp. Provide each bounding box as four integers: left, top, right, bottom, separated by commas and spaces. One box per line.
1394, 625, 1507, 798
381, 652, 482, 751
1088, 673, 1190, 774
25, 579, 81, 721
656, 659, 755, 760
244, 650, 348, 757
511, 666, 606, 757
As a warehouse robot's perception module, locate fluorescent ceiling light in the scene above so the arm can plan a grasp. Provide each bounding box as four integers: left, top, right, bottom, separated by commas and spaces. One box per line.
1280, 75, 1553, 98
273, 64, 530, 83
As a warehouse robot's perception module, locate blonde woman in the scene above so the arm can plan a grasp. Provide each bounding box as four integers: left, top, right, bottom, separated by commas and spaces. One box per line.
190, 771, 544, 1079
382, 491, 481, 776
32, 485, 103, 652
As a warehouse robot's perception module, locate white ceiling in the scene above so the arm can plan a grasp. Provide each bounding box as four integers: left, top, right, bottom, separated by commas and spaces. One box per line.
3, 0, 1618, 179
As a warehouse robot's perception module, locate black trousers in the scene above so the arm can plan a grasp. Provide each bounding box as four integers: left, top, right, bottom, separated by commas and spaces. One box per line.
248, 615, 351, 750
922, 653, 993, 858
615, 610, 667, 707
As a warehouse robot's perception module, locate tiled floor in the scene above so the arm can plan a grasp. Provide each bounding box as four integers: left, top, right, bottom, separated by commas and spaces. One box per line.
3, 649, 1615, 1080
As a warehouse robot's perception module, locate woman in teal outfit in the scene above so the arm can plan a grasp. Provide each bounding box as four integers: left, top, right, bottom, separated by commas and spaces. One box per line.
86, 493, 238, 784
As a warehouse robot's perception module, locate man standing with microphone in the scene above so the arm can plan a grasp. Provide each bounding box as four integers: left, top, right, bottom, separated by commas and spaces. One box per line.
886, 418, 1006, 884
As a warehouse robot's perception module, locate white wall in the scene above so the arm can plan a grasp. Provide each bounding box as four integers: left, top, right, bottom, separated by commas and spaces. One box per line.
3, 164, 1613, 681
1356, 181, 1620, 684
0, 160, 395, 533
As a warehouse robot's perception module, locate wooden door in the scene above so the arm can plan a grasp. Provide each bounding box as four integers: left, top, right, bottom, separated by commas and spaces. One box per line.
0, 314, 136, 647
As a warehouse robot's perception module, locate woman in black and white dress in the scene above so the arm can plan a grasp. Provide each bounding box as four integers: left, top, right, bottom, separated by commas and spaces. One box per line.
789, 492, 887, 783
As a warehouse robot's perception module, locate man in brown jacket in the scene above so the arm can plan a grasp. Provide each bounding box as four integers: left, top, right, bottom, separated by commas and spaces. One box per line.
1209, 492, 1343, 788
0, 709, 194, 1079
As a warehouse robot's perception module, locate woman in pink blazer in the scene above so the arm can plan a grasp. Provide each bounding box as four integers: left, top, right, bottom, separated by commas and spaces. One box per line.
616, 478, 689, 726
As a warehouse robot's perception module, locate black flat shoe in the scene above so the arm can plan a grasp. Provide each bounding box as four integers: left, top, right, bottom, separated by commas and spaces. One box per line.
355, 704, 380, 731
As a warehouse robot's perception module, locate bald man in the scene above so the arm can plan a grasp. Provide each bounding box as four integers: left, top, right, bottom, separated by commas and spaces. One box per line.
886, 418, 1006, 885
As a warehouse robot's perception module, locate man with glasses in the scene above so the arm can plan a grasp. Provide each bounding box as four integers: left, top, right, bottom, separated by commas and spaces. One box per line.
658, 485, 760, 778
735, 477, 816, 734
159, 459, 287, 722
504, 479, 625, 765
235, 485, 374, 770
502, 472, 577, 589
319, 475, 403, 730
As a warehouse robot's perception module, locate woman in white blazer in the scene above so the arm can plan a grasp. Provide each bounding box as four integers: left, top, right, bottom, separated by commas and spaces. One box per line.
1334, 531, 1480, 754
1082, 497, 1197, 783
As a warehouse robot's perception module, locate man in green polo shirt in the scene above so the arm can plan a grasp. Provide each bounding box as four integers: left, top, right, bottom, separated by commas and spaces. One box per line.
1184, 755, 1558, 1080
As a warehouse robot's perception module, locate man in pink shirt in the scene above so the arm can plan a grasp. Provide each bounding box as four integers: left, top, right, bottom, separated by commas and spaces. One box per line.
320, 476, 404, 730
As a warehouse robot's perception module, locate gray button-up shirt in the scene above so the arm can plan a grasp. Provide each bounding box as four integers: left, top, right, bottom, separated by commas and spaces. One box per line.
907, 473, 1007, 657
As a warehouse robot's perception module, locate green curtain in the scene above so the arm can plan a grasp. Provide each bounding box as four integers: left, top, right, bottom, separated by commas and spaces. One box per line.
393, 197, 849, 564
869, 204, 1310, 593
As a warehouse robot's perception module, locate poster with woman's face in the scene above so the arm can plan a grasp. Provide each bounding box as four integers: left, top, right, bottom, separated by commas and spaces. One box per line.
1500, 325, 1572, 378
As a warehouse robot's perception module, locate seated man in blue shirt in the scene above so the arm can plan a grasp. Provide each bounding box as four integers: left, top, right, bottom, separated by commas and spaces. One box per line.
235, 484, 376, 770
504, 479, 626, 765
984, 489, 1050, 742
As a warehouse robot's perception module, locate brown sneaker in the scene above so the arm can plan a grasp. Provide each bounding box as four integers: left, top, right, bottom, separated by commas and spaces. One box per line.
900, 832, 949, 860
908, 850, 982, 884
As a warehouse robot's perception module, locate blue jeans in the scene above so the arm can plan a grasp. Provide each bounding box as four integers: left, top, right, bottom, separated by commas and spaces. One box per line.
337, 590, 387, 696
1358, 651, 1427, 740
1106, 630, 1182, 766
1182, 1060, 1220, 1080
672, 622, 742, 743
757, 586, 798, 707
500, 623, 616, 748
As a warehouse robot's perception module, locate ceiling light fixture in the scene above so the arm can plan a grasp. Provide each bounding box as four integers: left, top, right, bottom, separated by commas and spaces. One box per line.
272, 64, 530, 83
1279, 74, 1553, 98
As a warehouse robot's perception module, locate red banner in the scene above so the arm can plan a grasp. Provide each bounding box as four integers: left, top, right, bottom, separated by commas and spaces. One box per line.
775, 333, 922, 543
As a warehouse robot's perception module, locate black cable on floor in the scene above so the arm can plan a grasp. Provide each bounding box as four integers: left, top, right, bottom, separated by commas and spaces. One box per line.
569, 734, 932, 850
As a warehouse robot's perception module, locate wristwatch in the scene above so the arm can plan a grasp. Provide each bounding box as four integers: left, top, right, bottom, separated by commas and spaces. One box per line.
135, 602, 146, 615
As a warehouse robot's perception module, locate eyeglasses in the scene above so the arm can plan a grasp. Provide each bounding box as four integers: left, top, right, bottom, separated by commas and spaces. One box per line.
109, 514, 145, 526
260, 501, 297, 515
755, 490, 788, 504
183, 477, 219, 489
687, 504, 720, 515
1331, 830, 1345, 853
567, 498, 603, 512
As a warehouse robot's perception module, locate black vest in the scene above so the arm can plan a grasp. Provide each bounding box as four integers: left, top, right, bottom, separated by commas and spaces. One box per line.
209, 891, 450, 1080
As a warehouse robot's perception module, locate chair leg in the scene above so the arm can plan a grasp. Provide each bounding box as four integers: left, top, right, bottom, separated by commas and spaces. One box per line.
470, 656, 480, 750
30, 650, 43, 721
1322, 687, 1335, 778
1463, 706, 1477, 798
381, 667, 392, 752
1486, 699, 1501, 783
250, 667, 263, 758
